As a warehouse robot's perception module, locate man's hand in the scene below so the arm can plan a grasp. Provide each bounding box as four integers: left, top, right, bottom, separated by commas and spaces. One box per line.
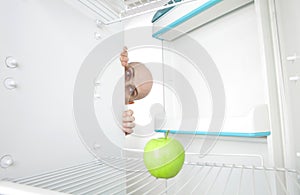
120, 47, 129, 67
122, 109, 135, 134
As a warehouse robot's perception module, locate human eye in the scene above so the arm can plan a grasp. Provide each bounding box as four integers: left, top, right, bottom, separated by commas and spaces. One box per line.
127, 85, 138, 98
125, 69, 131, 81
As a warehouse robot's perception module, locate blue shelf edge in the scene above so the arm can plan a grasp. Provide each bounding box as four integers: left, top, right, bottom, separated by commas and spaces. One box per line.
155, 130, 271, 137
151, 0, 182, 23
152, 0, 222, 39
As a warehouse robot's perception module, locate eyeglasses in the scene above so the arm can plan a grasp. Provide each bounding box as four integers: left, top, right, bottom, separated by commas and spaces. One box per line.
125, 67, 138, 102
126, 84, 138, 99
125, 67, 134, 81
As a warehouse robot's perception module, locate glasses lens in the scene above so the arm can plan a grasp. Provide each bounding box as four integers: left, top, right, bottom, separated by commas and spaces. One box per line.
126, 84, 138, 98
125, 69, 131, 81
125, 67, 134, 81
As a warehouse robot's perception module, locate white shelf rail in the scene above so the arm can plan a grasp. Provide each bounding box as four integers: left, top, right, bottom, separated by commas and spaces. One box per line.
2, 158, 299, 194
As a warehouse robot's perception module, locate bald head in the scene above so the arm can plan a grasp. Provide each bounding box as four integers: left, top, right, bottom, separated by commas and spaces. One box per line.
125, 62, 153, 104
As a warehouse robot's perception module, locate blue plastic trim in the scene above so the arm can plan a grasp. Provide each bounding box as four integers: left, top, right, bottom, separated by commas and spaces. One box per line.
155, 129, 271, 137
152, 0, 222, 39
152, 0, 182, 23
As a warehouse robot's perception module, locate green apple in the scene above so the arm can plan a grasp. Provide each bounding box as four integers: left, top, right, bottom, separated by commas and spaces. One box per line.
143, 136, 185, 179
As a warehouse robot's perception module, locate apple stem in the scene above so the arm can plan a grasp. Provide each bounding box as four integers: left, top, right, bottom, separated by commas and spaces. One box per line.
165, 130, 170, 139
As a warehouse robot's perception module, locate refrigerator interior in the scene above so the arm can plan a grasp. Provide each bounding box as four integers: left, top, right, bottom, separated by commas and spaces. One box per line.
0, 0, 299, 194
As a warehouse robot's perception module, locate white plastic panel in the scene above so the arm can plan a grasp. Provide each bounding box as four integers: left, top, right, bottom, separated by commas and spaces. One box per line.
272, 0, 300, 182
0, 0, 122, 179
155, 4, 270, 138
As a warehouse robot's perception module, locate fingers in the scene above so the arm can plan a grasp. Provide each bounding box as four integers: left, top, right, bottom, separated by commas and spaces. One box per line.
123, 109, 133, 117
123, 116, 135, 123
123, 109, 135, 135
120, 47, 129, 67
120, 57, 128, 67
123, 121, 135, 128
123, 128, 133, 134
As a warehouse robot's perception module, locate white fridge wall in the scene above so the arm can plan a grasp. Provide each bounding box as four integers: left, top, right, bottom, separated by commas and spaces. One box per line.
122, 5, 270, 166
188, 4, 269, 116
0, 1, 298, 194
125, 4, 270, 134
0, 0, 121, 178
274, 0, 300, 173
1, 0, 292, 183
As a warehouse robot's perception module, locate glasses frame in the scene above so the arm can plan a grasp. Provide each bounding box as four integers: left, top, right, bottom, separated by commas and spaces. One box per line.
125, 66, 138, 102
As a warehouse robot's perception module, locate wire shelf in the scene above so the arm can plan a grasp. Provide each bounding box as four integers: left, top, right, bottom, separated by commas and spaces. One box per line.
76, 0, 201, 25
3, 158, 300, 195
